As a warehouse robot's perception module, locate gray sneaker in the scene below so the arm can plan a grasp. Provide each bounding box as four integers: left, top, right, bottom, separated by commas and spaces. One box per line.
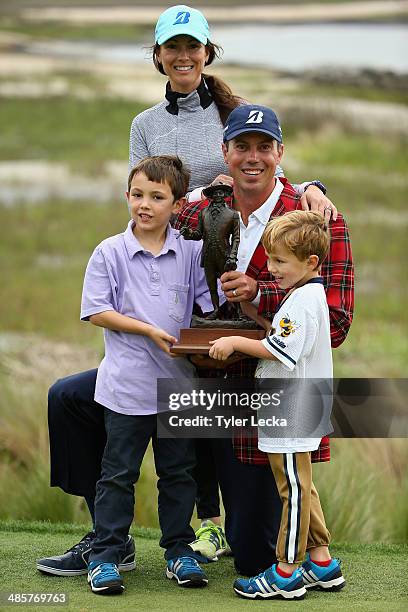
36, 532, 135, 576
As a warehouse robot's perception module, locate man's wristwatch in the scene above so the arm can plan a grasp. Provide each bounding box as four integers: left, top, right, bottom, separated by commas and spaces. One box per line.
305, 180, 327, 195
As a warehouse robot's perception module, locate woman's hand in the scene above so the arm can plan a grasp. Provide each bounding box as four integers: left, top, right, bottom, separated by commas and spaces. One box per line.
300, 185, 337, 223
209, 337, 236, 361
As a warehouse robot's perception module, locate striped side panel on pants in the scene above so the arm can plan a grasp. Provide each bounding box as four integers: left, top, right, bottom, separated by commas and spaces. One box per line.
283, 453, 302, 563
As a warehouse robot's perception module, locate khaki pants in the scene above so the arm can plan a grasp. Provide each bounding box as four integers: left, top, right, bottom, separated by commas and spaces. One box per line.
268, 452, 331, 564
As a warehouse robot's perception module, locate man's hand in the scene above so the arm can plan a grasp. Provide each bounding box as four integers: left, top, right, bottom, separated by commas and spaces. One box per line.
300, 185, 337, 223
148, 327, 177, 354
220, 270, 258, 302
209, 337, 236, 361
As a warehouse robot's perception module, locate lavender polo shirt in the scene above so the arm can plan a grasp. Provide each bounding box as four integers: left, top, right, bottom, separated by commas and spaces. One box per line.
81, 220, 213, 415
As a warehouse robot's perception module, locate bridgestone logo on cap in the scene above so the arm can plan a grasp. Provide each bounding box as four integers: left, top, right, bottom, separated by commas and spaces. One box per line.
173, 11, 190, 25
246, 110, 264, 124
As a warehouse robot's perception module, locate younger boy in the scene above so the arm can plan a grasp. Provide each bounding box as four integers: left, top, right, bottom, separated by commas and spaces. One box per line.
209, 210, 346, 600
81, 156, 212, 595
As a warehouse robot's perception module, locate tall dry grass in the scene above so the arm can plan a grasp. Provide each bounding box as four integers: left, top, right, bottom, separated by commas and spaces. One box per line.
0, 336, 406, 540
0, 333, 160, 528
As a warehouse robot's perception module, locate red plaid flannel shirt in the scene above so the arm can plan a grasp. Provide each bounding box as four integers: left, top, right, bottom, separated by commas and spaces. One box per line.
175, 178, 354, 464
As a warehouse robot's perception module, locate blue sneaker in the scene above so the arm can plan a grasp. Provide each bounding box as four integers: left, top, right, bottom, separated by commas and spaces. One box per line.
234, 564, 306, 600
166, 556, 208, 588
300, 556, 345, 591
87, 561, 124, 595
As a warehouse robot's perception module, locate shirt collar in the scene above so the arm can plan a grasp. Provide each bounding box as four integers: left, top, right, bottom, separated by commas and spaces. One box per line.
165, 77, 213, 115
305, 277, 324, 285
124, 220, 178, 259
250, 177, 285, 225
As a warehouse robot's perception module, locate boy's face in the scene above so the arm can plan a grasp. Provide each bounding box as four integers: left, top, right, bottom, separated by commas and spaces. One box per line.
126, 172, 183, 235
267, 243, 318, 290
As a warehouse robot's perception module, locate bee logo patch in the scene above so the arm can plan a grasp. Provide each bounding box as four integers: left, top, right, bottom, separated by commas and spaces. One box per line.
279, 315, 299, 337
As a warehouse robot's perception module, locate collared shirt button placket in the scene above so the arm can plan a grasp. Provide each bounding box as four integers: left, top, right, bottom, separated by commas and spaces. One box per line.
149, 260, 161, 296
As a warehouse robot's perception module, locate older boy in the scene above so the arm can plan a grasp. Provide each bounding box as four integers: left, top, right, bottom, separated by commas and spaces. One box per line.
81, 156, 212, 595
210, 211, 345, 599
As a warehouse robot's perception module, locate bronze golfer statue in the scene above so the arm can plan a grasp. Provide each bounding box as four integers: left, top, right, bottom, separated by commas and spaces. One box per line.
179, 184, 240, 319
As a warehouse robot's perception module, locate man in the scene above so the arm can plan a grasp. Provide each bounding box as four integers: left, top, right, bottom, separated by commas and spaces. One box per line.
38, 105, 353, 577
174, 105, 354, 575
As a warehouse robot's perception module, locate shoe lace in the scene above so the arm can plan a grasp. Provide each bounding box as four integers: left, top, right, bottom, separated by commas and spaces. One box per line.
64, 531, 95, 555
194, 525, 216, 541
178, 556, 200, 570
94, 563, 119, 580
248, 570, 268, 585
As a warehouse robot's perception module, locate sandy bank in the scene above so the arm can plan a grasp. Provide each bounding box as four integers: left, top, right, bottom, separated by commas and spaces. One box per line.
20, 2, 408, 25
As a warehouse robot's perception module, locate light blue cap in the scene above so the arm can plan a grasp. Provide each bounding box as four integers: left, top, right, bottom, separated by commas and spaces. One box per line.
155, 5, 210, 45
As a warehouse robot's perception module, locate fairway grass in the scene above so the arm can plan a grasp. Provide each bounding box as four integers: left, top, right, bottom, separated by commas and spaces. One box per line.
0, 521, 406, 611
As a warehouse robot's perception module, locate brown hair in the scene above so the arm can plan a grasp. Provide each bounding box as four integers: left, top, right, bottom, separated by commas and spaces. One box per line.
262, 211, 330, 267
151, 41, 243, 125
127, 155, 190, 200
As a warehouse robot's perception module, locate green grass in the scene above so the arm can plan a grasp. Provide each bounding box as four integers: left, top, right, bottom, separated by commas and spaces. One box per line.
0, 16, 151, 42
0, 97, 147, 172
299, 83, 408, 106
293, 132, 408, 175
0, 199, 129, 343
0, 521, 406, 611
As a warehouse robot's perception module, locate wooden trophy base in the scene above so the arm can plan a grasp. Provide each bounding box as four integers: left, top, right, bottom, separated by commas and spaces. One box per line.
170, 328, 266, 355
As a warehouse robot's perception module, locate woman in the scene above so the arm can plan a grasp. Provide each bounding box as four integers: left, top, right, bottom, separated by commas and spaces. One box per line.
39, 5, 335, 577
130, 5, 241, 201
129, 5, 331, 208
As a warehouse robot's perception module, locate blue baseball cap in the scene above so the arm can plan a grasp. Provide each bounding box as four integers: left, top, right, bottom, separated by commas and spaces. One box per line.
223, 105, 283, 143
155, 5, 210, 46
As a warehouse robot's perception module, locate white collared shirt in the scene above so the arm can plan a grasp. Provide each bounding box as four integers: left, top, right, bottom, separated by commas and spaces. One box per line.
237, 178, 284, 305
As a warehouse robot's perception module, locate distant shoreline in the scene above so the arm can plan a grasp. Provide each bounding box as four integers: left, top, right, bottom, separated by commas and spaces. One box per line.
10, 1, 408, 25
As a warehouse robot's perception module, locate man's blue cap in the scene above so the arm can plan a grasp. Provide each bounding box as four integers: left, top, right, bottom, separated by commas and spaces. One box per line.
155, 5, 210, 46
223, 105, 283, 143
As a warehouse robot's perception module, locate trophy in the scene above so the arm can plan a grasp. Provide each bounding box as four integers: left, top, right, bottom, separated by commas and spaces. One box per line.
171, 184, 265, 358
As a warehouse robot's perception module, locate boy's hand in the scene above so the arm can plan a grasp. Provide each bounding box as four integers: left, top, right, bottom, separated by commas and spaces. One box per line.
149, 327, 177, 354
209, 337, 235, 361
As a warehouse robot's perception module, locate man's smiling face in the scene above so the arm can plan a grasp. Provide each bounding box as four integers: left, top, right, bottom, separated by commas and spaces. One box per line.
222, 132, 283, 199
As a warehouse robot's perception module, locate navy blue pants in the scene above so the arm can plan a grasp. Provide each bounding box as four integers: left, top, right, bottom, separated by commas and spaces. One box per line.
48, 369, 281, 574
90, 408, 200, 564
48, 369, 219, 516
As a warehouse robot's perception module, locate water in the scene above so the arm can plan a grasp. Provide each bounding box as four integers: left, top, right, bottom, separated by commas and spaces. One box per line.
30, 23, 408, 74
212, 23, 408, 73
